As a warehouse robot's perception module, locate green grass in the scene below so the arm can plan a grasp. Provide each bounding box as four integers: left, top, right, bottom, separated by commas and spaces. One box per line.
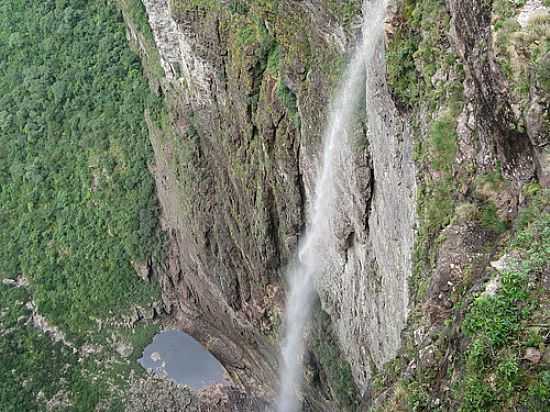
492, 0, 550, 119
385, 0, 451, 108
169, 0, 220, 17
381, 191, 549, 412
236, 23, 258, 47
276, 80, 300, 128
479, 202, 508, 234
125, 0, 154, 41
228, 0, 249, 15
413, 176, 454, 301
429, 114, 458, 174
323, 0, 362, 26
456, 191, 550, 411
386, 30, 419, 106
266, 45, 281, 75
372, 2, 547, 410
390, 0, 464, 306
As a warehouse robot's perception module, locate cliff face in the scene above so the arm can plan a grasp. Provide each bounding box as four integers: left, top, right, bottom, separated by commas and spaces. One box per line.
135, 0, 361, 398
123, 0, 384, 401
119, 0, 548, 410
130, 0, 417, 400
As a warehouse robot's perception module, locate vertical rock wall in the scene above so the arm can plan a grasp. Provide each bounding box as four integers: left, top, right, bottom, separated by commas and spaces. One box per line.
314, 0, 415, 392
126, 0, 416, 405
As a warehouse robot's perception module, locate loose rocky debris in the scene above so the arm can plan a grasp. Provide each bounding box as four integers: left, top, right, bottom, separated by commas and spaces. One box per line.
1, 275, 76, 350
27, 301, 76, 352
481, 275, 501, 298
131, 260, 152, 282
46, 390, 72, 412
79, 344, 103, 357
517, 0, 549, 29
125, 376, 273, 412
95, 301, 167, 330
426, 221, 495, 324
483, 251, 523, 297
1, 274, 30, 288
490, 252, 520, 273
524, 347, 542, 364
114, 341, 134, 359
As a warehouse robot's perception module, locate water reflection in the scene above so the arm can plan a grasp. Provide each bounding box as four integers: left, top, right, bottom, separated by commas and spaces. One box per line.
138, 330, 228, 390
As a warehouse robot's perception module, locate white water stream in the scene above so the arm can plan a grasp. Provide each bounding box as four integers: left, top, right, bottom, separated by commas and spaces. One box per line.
276, 1, 386, 411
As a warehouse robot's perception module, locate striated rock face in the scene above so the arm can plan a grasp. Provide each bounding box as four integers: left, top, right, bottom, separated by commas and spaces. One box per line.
133, 0, 358, 401
142, 0, 212, 98
120, 0, 546, 409
314, 0, 416, 392
123, 0, 416, 404
447, 0, 537, 183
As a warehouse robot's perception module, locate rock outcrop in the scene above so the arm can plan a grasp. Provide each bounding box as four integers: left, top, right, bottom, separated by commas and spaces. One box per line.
129, 0, 418, 402
118, 0, 547, 409
126, 378, 273, 412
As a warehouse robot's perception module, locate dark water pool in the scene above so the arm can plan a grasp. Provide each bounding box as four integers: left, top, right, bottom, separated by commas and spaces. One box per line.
138, 330, 228, 389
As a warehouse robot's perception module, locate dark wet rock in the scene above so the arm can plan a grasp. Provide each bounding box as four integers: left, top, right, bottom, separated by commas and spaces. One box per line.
448, 0, 537, 182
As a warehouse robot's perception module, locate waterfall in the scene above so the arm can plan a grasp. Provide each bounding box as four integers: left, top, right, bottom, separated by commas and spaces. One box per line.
276, 1, 386, 411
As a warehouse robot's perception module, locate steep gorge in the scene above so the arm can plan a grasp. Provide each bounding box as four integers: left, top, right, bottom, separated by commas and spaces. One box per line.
121, 0, 416, 404
119, 0, 549, 410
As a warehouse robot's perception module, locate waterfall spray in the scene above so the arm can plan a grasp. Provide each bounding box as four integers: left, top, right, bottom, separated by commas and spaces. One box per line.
276, 1, 386, 411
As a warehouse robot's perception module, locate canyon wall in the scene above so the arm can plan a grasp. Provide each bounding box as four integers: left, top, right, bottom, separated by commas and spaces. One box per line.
119, 0, 548, 409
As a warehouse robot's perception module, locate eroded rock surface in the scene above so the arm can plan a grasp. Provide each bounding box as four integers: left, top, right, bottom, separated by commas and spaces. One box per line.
119, 0, 545, 409
131, 0, 418, 403
125, 378, 272, 412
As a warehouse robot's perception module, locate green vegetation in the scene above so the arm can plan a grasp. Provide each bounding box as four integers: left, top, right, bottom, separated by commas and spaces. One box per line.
169, 0, 221, 17
429, 114, 458, 174
385, 0, 421, 107
228, 0, 250, 15
456, 190, 550, 411
387, 0, 466, 304
323, 0, 362, 26
0, 0, 162, 336
479, 202, 508, 234
222, 3, 305, 129
493, 0, 550, 120
118, 0, 164, 79
311, 308, 360, 411
372, 189, 549, 412
0, 280, 159, 411
386, 0, 453, 108
266, 45, 282, 75
276, 80, 300, 128
0, 0, 163, 409
0, 284, 81, 411
379, 4, 549, 411
125, 0, 154, 41
413, 111, 460, 301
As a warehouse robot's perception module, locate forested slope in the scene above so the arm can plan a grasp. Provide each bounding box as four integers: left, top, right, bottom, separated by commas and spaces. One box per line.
0, 1, 163, 410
